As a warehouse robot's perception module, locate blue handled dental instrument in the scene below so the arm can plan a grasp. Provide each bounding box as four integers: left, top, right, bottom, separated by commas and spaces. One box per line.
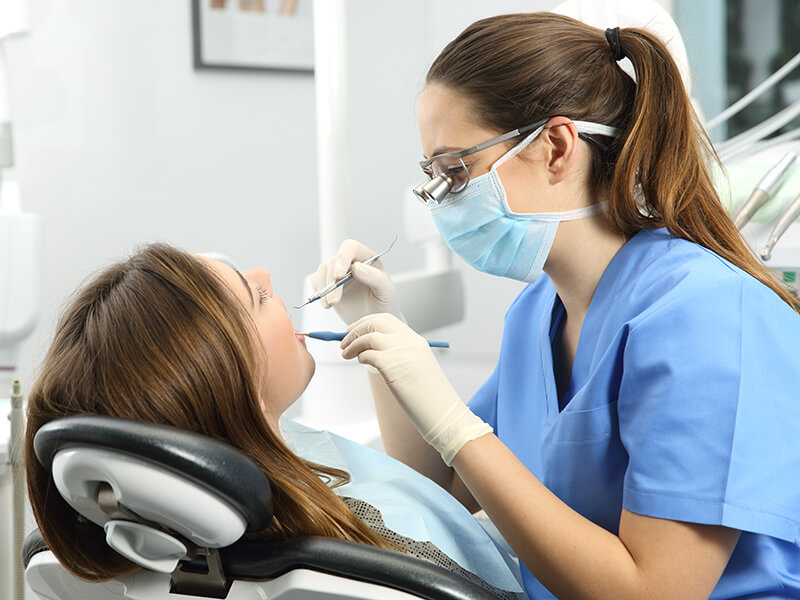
296, 330, 450, 349
293, 237, 398, 310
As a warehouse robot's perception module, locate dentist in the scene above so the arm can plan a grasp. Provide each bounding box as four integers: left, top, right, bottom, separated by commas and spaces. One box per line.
312, 13, 800, 600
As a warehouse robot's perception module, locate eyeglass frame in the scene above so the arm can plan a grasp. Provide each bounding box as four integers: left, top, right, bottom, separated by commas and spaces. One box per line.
418, 117, 610, 185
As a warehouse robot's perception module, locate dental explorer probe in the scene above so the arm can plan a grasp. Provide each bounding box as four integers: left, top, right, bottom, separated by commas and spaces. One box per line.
296, 330, 449, 348
293, 237, 398, 310
760, 191, 800, 261
733, 152, 797, 229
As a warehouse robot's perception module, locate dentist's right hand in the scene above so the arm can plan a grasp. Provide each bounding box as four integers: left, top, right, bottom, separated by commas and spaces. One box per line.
310, 239, 404, 325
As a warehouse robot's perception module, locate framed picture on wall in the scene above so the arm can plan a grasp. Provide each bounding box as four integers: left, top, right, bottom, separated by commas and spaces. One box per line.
191, 0, 314, 73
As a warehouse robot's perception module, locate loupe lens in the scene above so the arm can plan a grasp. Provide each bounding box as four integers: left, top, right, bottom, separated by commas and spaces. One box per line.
413, 174, 453, 205
431, 156, 469, 193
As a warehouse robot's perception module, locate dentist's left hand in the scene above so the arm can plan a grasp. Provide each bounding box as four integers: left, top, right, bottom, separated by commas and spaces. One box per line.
340, 313, 492, 465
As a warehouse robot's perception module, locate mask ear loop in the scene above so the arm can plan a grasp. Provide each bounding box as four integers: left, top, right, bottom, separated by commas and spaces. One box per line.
492, 121, 619, 173
573, 122, 619, 137
492, 125, 546, 171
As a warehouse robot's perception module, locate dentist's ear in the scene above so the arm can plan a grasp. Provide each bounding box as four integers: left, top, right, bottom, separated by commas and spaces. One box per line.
542, 117, 579, 184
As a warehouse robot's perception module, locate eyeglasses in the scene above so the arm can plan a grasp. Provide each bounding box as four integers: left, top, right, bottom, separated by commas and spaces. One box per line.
413, 118, 612, 206
413, 119, 549, 206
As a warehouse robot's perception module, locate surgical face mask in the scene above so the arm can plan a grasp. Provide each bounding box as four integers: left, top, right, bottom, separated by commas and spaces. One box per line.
429, 121, 617, 283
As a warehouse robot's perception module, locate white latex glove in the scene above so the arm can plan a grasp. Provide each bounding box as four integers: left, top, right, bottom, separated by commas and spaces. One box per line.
310, 239, 404, 326
340, 313, 492, 465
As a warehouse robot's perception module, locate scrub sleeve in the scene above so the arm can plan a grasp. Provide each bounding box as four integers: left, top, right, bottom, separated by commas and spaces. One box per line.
620, 274, 800, 542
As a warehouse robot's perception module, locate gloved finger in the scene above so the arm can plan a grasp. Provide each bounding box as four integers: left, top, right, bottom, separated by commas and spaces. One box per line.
356, 349, 382, 371
350, 262, 394, 301
331, 255, 350, 281
338, 239, 378, 264
324, 259, 344, 306
310, 261, 329, 292
328, 240, 373, 290
320, 293, 333, 310
311, 262, 336, 310
347, 312, 404, 333
340, 330, 393, 360
342, 313, 404, 347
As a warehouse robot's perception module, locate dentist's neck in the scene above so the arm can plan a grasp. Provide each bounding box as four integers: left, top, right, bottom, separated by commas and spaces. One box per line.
544, 213, 627, 323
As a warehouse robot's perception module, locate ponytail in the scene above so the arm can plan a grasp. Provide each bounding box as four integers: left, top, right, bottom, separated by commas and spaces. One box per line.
427, 12, 797, 312
612, 27, 798, 311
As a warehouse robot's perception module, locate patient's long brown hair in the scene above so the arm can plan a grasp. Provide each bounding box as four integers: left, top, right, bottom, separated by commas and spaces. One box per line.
25, 243, 391, 582
427, 12, 797, 311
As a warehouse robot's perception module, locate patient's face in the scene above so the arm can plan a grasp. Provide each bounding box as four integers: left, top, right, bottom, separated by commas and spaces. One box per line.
197, 257, 315, 421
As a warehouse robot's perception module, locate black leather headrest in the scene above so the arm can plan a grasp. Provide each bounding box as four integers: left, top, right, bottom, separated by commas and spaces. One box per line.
34, 416, 273, 532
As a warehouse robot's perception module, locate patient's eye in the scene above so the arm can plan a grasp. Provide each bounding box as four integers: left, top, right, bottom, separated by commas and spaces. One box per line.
256, 285, 271, 304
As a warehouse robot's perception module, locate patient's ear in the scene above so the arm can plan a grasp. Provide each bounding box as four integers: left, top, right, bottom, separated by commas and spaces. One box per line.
258, 393, 283, 435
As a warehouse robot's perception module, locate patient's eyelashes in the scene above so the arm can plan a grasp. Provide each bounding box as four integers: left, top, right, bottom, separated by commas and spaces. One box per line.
256, 285, 271, 304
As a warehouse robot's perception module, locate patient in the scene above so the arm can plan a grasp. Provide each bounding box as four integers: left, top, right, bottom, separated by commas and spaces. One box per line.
25, 243, 523, 598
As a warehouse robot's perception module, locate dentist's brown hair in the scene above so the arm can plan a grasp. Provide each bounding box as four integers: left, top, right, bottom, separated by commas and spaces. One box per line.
25, 243, 391, 582
427, 12, 797, 311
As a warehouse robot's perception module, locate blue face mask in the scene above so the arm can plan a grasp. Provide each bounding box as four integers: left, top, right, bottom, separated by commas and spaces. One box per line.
430, 121, 616, 283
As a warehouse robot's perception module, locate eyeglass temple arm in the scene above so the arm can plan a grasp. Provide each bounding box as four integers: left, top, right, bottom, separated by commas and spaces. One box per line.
463, 119, 549, 155
419, 118, 550, 168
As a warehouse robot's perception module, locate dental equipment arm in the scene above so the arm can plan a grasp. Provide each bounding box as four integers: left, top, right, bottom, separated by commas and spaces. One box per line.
733, 152, 796, 229
718, 97, 800, 161
760, 192, 800, 261
707, 49, 800, 130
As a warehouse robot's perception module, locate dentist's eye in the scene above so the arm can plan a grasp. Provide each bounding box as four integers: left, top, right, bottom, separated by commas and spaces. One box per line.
256, 285, 271, 304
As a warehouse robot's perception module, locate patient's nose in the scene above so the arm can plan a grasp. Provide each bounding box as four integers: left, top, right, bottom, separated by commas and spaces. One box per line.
244, 267, 272, 289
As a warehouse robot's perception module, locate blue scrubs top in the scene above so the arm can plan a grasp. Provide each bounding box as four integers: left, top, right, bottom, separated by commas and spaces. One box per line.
469, 228, 800, 599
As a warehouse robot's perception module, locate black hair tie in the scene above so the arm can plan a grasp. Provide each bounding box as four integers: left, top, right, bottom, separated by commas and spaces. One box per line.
605, 27, 625, 61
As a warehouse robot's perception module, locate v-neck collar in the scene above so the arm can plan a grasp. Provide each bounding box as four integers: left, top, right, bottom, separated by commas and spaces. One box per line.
537, 229, 648, 419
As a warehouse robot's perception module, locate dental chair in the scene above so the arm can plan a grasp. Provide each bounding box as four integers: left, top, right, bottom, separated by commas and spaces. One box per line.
22, 416, 501, 600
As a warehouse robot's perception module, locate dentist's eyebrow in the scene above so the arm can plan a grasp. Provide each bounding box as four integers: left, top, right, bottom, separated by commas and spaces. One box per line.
425, 145, 460, 159
233, 268, 254, 308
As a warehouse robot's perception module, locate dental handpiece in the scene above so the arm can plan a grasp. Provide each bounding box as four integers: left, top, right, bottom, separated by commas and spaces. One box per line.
733, 151, 797, 230
760, 191, 800, 261
296, 330, 449, 348
293, 237, 398, 310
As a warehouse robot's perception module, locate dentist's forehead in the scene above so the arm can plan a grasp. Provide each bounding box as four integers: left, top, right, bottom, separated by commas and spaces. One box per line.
418, 85, 498, 158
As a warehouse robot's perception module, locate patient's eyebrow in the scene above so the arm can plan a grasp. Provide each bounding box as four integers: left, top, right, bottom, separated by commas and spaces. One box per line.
234, 269, 254, 308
